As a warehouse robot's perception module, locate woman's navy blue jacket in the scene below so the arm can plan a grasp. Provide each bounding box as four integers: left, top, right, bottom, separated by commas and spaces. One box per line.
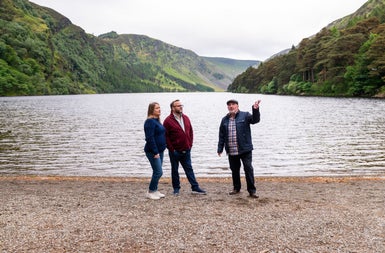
217, 106, 260, 155
144, 118, 166, 155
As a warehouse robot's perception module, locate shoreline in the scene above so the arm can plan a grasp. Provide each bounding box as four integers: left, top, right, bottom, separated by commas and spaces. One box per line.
1, 174, 385, 182
1, 174, 384, 252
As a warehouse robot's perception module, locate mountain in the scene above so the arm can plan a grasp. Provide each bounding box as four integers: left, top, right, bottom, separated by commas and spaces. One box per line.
0, 0, 254, 96
229, 0, 385, 98
202, 57, 260, 78
327, 0, 385, 29
98, 32, 244, 91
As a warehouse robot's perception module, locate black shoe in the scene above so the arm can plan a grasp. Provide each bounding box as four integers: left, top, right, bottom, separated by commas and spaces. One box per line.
229, 190, 240, 195
192, 188, 206, 195
248, 192, 259, 198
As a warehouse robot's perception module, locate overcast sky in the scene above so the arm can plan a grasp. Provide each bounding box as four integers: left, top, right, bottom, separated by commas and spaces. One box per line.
30, 0, 368, 61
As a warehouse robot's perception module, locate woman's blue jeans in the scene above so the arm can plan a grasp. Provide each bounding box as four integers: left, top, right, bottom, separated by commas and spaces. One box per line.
146, 152, 163, 192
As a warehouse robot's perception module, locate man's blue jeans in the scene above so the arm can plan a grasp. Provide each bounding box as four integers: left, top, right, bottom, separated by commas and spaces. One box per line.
146, 152, 163, 192
228, 151, 256, 194
168, 149, 199, 190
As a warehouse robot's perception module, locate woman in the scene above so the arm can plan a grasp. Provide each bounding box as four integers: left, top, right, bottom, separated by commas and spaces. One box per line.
144, 102, 167, 200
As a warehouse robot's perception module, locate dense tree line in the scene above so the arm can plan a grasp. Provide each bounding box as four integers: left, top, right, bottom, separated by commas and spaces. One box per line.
229, 4, 385, 97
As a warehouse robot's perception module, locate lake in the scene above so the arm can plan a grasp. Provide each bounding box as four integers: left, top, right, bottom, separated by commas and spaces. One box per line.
0, 93, 384, 177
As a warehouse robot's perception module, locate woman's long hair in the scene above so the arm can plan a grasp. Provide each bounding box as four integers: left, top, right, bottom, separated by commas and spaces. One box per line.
147, 102, 160, 122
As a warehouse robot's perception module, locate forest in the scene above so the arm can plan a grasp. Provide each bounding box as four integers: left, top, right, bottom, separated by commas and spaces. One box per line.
2, 0, 385, 97
228, 0, 385, 98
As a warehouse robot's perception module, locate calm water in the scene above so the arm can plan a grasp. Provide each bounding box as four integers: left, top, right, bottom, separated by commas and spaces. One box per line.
0, 93, 384, 177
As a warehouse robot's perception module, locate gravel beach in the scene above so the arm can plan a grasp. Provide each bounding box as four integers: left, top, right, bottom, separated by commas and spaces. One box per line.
1, 175, 384, 252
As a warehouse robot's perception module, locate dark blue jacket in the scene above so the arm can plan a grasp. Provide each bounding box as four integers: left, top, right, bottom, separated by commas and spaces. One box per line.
217, 106, 260, 155
144, 118, 166, 155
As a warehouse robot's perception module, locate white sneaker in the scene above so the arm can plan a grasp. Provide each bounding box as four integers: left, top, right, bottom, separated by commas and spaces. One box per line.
154, 191, 165, 198
146, 192, 160, 200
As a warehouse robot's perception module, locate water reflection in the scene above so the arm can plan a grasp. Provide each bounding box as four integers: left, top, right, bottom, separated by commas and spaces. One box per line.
0, 93, 384, 177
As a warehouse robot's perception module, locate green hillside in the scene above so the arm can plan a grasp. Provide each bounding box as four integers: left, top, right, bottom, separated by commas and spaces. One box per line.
229, 0, 385, 98
0, 0, 243, 96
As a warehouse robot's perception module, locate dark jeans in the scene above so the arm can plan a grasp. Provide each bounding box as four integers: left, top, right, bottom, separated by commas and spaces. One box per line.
228, 151, 256, 194
146, 152, 164, 192
168, 149, 199, 190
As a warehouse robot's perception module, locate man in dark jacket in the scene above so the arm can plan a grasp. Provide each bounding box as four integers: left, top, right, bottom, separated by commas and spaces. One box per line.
164, 99, 206, 196
217, 99, 261, 198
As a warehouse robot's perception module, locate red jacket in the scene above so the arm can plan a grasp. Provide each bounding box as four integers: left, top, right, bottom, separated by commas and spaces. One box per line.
163, 113, 193, 152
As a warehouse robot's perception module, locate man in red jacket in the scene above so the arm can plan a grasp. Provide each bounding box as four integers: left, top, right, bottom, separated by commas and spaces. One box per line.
163, 99, 206, 196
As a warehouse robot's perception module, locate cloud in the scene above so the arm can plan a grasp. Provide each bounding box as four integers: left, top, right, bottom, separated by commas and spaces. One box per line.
31, 0, 368, 60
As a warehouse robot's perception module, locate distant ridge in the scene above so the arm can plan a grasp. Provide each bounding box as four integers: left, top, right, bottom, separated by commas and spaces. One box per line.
203, 57, 260, 77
